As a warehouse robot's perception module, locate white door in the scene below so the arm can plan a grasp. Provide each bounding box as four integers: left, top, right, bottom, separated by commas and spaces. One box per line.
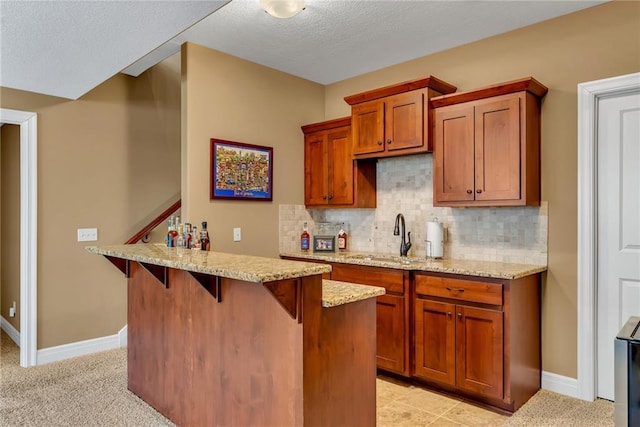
596, 90, 640, 400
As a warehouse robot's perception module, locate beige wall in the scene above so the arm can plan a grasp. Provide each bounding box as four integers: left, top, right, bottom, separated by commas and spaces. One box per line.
0, 55, 181, 348
1, 124, 21, 331
324, 1, 640, 378
181, 43, 324, 257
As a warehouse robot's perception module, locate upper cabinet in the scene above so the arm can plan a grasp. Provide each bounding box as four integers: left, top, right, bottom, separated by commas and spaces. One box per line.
344, 76, 457, 160
431, 77, 548, 207
302, 117, 376, 209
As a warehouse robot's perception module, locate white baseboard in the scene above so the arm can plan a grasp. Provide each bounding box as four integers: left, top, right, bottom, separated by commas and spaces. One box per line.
37, 325, 128, 365
118, 325, 127, 347
541, 370, 578, 398
0, 316, 20, 346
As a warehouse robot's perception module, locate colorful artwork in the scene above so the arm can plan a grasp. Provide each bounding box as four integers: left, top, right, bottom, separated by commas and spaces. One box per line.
210, 139, 273, 201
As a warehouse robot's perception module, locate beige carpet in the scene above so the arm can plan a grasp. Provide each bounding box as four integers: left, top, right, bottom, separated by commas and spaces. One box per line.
0, 330, 613, 426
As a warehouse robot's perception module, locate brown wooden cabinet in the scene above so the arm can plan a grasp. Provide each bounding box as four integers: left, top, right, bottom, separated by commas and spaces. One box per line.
431, 77, 548, 207
302, 117, 376, 208
414, 272, 540, 412
344, 76, 456, 160
330, 263, 411, 377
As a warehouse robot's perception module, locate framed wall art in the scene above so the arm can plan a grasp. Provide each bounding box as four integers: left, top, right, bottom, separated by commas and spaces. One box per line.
210, 139, 273, 201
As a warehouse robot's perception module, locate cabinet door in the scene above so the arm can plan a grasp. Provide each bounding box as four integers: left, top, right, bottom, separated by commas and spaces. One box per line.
434, 104, 475, 203
326, 126, 354, 205
456, 305, 504, 399
376, 294, 406, 374
414, 299, 455, 385
352, 100, 384, 156
304, 133, 328, 206
474, 95, 521, 202
385, 91, 424, 152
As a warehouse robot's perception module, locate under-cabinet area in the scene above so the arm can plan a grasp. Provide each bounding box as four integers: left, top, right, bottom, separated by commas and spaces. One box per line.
281, 253, 544, 412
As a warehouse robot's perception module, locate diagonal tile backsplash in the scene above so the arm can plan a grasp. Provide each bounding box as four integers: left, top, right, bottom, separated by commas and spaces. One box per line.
280, 154, 547, 265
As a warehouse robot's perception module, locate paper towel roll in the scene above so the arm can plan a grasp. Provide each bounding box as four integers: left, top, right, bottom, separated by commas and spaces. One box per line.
426, 221, 444, 258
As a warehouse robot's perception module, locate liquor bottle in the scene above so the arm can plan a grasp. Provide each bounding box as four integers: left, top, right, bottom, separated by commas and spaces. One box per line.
300, 222, 310, 252
192, 226, 200, 249
200, 221, 211, 251
176, 223, 185, 248
184, 223, 193, 249
337, 226, 348, 252
166, 216, 173, 247
167, 215, 178, 247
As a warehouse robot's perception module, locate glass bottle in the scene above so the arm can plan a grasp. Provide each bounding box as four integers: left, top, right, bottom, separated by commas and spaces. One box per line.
300, 222, 310, 252
200, 221, 211, 251
167, 215, 178, 247
192, 226, 200, 249
184, 223, 192, 249
176, 223, 185, 248
337, 226, 348, 252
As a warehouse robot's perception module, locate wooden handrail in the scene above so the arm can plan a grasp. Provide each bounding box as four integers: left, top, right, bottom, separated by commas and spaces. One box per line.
125, 199, 181, 244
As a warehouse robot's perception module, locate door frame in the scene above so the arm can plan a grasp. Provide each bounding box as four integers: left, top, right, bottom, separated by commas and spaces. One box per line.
0, 108, 38, 367
577, 72, 640, 401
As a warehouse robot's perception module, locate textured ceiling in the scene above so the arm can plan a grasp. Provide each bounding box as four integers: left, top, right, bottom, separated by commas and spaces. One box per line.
166, 0, 605, 85
1, 0, 606, 100
0, 1, 228, 99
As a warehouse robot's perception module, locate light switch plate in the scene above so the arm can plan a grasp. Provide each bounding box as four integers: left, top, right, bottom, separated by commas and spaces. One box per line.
233, 227, 241, 242
77, 228, 98, 242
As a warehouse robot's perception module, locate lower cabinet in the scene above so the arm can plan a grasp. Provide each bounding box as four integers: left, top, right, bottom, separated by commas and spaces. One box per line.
331, 263, 410, 376
413, 272, 540, 412
414, 299, 503, 399
280, 256, 541, 412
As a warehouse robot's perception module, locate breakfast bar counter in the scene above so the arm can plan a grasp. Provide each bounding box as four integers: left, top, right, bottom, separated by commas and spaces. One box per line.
87, 244, 383, 427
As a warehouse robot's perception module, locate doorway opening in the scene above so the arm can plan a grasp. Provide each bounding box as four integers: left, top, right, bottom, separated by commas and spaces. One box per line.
0, 108, 38, 367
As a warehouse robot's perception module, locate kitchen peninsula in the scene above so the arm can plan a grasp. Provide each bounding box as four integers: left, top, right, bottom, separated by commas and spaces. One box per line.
87, 244, 384, 426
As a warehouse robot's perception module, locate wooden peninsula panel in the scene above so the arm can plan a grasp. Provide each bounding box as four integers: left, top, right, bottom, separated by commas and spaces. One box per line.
90, 245, 380, 427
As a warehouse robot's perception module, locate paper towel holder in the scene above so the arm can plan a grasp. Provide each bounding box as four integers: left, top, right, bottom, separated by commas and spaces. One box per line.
425, 217, 445, 259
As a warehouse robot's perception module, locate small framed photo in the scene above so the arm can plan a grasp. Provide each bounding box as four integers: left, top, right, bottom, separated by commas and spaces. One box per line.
313, 235, 336, 253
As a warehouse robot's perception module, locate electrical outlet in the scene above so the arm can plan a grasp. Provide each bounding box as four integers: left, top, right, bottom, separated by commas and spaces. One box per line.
233, 227, 241, 242
9, 301, 16, 318
77, 228, 98, 242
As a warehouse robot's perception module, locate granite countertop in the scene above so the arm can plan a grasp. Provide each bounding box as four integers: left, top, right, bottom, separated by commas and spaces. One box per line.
86, 244, 331, 283
322, 279, 385, 308
280, 251, 547, 280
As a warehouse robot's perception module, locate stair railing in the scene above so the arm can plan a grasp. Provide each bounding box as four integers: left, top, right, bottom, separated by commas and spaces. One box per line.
124, 199, 181, 244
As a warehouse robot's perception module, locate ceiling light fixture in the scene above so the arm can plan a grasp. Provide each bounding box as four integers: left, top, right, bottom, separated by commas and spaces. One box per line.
260, 0, 306, 19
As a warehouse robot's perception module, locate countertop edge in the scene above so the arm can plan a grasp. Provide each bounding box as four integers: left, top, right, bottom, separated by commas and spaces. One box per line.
322, 279, 386, 308
280, 251, 547, 280
87, 246, 331, 283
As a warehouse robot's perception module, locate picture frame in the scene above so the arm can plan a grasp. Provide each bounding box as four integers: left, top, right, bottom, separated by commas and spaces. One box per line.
210, 139, 273, 201
313, 235, 336, 253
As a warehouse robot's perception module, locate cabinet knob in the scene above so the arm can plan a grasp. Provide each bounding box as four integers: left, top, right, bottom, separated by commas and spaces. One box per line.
476, 189, 483, 194
328, 195, 333, 200
377, 141, 383, 146
447, 311, 452, 317
322, 195, 328, 200
386, 139, 392, 144
457, 313, 462, 319
466, 189, 472, 194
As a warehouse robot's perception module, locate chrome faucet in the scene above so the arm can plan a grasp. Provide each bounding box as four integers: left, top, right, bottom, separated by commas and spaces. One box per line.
393, 213, 412, 257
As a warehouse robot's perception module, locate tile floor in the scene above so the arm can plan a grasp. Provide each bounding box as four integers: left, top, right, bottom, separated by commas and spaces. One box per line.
377, 376, 508, 427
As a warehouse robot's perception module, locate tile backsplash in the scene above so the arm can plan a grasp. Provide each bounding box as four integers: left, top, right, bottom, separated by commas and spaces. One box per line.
280, 154, 547, 265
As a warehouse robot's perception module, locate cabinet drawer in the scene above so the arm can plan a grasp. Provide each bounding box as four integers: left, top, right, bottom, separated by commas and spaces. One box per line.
332, 264, 405, 295
415, 275, 502, 305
